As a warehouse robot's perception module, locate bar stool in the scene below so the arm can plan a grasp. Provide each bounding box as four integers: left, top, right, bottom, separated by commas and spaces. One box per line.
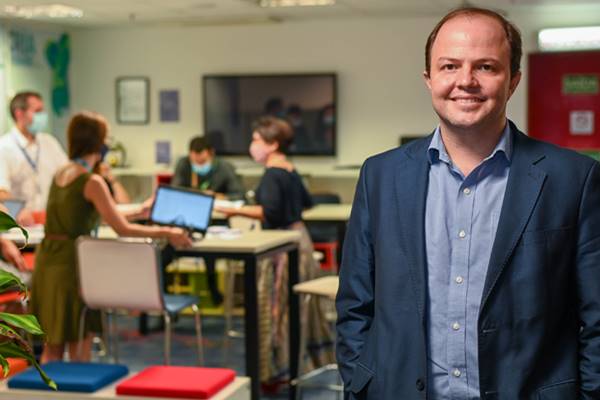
291, 275, 342, 399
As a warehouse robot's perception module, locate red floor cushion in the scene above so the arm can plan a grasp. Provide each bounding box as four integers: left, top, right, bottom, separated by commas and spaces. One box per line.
116, 366, 235, 399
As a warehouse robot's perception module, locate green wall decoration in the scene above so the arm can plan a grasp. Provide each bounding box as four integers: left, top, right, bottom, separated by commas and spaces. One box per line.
45, 33, 70, 117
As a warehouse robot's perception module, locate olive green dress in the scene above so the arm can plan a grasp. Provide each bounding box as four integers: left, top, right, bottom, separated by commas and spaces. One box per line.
30, 172, 100, 345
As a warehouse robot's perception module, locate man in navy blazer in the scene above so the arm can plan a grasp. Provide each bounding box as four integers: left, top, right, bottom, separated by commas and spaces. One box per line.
336, 7, 600, 400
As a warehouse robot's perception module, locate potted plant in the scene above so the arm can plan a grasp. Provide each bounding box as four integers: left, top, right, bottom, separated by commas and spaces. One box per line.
0, 211, 55, 389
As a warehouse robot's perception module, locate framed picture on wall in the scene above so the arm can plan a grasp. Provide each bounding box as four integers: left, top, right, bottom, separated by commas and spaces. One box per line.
116, 77, 150, 124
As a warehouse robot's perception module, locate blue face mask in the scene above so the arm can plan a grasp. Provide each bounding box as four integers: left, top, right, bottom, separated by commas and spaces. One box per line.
27, 111, 48, 135
100, 143, 109, 161
192, 162, 212, 176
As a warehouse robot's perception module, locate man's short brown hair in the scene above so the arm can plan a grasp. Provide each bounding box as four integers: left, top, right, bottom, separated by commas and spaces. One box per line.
252, 116, 294, 154
9, 91, 42, 121
67, 112, 108, 159
425, 7, 522, 78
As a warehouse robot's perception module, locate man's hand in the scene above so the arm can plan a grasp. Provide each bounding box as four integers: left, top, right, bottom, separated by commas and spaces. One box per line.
16, 208, 35, 226
0, 239, 28, 271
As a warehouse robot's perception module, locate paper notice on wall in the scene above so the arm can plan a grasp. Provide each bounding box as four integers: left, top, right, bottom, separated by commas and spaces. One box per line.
570, 110, 595, 135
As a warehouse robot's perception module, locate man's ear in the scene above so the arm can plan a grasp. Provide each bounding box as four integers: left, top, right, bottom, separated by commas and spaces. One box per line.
423, 70, 432, 91
508, 71, 522, 98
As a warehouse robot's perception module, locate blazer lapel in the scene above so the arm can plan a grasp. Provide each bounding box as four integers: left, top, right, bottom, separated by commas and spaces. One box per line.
395, 137, 432, 325
480, 127, 547, 312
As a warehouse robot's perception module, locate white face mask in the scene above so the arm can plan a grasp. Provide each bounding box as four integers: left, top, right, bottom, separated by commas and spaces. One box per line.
249, 142, 271, 164
27, 111, 48, 135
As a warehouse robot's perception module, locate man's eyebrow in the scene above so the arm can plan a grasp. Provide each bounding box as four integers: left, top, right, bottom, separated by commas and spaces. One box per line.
435, 57, 501, 64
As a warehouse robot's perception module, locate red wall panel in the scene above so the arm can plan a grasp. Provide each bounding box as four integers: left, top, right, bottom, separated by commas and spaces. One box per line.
528, 51, 600, 149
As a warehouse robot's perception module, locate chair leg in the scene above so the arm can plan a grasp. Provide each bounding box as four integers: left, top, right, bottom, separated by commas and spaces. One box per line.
191, 304, 204, 365
108, 311, 119, 364
163, 312, 172, 365
76, 306, 88, 359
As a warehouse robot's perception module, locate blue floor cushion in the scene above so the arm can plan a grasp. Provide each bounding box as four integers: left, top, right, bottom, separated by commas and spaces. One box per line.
8, 361, 129, 392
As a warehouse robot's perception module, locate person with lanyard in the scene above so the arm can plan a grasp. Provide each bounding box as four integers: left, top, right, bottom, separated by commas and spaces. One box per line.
172, 136, 245, 200
0, 91, 68, 226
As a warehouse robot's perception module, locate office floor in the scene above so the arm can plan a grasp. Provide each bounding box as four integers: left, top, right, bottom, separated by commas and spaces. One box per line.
93, 313, 342, 400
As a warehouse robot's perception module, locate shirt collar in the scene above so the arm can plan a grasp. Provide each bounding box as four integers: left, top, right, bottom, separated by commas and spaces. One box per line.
427, 120, 512, 165
10, 126, 35, 148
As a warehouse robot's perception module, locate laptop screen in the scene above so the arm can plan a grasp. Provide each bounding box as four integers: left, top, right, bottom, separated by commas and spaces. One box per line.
150, 185, 214, 233
4, 199, 25, 219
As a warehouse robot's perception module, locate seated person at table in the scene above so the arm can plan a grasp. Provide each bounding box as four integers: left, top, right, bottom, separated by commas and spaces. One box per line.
172, 136, 244, 200
29, 111, 192, 363
172, 135, 244, 305
0, 91, 68, 226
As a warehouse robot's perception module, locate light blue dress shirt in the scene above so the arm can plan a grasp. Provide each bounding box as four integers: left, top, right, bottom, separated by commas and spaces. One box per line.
425, 123, 511, 399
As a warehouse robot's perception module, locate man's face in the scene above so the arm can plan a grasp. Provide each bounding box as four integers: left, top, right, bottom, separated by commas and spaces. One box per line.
19, 96, 44, 127
424, 15, 521, 135
189, 149, 213, 166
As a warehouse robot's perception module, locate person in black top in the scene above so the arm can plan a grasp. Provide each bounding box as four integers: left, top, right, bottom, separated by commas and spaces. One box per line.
217, 116, 333, 386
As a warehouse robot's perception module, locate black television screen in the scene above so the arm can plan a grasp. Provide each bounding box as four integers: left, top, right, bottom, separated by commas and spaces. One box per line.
202, 73, 336, 156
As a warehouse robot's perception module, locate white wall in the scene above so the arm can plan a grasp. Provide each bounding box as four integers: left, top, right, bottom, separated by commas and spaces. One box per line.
69, 4, 600, 170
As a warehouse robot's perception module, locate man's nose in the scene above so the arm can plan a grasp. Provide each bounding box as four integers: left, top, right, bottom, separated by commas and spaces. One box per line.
457, 66, 477, 88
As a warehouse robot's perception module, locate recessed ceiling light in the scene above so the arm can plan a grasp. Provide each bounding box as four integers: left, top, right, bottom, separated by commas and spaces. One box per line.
4, 4, 83, 19
538, 26, 600, 51
259, 0, 335, 7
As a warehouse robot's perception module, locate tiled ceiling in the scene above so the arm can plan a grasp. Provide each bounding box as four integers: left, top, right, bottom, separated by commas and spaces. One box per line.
0, 0, 598, 27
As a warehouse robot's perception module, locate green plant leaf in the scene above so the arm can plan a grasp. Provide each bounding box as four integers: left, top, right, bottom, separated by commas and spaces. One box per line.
0, 270, 27, 295
0, 313, 44, 335
0, 323, 32, 353
0, 354, 8, 377
0, 211, 28, 247
0, 342, 56, 390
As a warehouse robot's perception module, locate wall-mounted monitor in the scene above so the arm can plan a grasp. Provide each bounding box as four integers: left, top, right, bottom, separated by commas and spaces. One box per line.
203, 73, 337, 156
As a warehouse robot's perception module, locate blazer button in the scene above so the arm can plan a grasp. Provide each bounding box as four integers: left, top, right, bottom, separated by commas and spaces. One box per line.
416, 378, 425, 391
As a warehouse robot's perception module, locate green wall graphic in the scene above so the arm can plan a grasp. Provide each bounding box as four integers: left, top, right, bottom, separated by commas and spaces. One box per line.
45, 33, 70, 116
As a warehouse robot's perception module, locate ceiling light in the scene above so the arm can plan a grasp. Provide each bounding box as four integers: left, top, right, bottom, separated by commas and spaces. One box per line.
538, 26, 600, 51
259, 0, 335, 7
4, 4, 83, 19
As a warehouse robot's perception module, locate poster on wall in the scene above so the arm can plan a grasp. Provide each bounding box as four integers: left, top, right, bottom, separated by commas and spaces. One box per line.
570, 111, 595, 135
116, 77, 150, 124
159, 90, 179, 122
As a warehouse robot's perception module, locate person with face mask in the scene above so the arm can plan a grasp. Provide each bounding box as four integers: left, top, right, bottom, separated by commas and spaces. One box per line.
216, 116, 334, 388
29, 111, 192, 363
0, 91, 68, 226
172, 136, 244, 200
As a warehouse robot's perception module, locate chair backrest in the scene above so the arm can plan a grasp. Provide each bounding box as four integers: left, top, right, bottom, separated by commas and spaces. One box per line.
76, 237, 165, 312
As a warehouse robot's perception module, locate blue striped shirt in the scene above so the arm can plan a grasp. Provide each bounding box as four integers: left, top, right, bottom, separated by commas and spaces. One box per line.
425, 123, 511, 399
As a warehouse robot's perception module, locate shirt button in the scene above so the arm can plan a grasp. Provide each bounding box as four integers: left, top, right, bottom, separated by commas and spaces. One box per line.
458, 230, 466, 238
453, 369, 461, 377
452, 322, 460, 331
455, 276, 464, 284
415, 378, 425, 391
463, 187, 471, 195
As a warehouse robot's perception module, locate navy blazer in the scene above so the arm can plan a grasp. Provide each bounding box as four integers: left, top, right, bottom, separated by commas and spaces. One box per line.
336, 122, 600, 400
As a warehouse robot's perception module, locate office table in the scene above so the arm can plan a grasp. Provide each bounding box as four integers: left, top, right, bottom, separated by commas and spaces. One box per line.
176, 230, 302, 400
2, 226, 303, 400
302, 204, 351, 267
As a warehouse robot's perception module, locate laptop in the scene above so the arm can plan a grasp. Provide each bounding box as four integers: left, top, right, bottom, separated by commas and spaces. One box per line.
3, 199, 25, 219
150, 185, 214, 233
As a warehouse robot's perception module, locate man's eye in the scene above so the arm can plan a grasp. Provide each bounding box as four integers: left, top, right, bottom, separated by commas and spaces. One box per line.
442, 64, 456, 71
479, 64, 493, 71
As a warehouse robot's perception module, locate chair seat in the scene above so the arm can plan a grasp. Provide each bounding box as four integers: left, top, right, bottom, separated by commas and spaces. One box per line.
115, 365, 235, 399
164, 294, 200, 314
8, 362, 128, 392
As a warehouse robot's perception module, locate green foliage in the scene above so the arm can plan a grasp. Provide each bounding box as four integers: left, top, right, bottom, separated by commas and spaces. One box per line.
0, 211, 55, 389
